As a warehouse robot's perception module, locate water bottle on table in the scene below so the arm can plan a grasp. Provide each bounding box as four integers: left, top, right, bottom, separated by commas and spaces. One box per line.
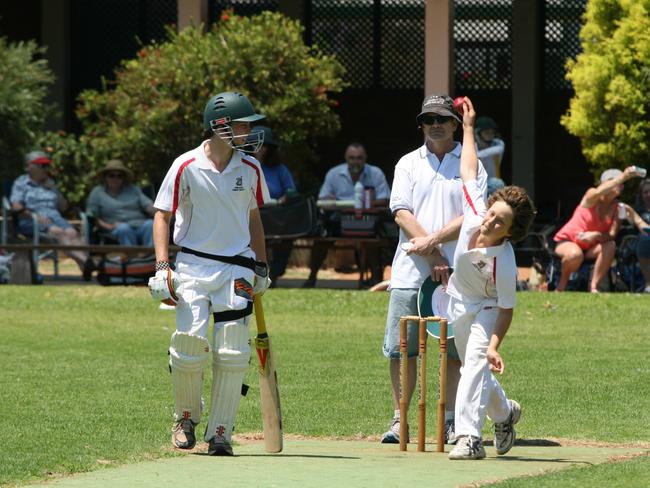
354, 181, 364, 217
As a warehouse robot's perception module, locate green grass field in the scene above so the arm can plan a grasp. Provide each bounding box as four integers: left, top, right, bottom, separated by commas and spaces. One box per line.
1, 286, 649, 487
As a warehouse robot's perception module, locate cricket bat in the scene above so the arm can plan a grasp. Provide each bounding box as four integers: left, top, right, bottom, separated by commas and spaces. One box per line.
253, 295, 283, 453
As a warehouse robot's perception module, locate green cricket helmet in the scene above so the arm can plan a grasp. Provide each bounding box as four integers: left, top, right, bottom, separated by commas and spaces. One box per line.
203, 92, 266, 152
475, 116, 497, 131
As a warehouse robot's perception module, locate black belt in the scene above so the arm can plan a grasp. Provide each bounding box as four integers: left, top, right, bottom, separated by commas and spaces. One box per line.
180, 246, 267, 276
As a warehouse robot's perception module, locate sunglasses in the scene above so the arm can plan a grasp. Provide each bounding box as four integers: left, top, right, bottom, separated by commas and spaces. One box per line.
106, 172, 124, 179
420, 114, 454, 125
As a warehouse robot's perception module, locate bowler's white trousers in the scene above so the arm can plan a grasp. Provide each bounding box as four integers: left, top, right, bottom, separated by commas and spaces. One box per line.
448, 297, 511, 438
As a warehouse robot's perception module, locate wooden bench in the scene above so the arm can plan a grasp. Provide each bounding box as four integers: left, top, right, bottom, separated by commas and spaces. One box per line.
0, 238, 398, 287
265, 235, 397, 288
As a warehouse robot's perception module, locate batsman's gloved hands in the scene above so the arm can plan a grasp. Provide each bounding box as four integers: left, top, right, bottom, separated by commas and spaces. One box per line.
148, 268, 181, 305
253, 261, 272, 295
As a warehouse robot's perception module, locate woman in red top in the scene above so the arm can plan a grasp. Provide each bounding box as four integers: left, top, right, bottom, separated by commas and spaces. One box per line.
553, 166, 643, 292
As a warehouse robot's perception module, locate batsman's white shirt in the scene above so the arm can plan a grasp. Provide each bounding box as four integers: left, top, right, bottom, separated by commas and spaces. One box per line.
154, 141, 270, 261
389, 143, 487, 289
446, 178, 517, 314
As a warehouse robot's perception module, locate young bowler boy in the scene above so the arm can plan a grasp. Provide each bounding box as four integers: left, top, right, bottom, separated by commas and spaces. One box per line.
445, 97, 536, 460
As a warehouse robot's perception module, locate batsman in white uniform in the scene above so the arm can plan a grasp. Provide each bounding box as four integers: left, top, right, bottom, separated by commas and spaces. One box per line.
446, 97, 536, 460
149, 91, 271, 456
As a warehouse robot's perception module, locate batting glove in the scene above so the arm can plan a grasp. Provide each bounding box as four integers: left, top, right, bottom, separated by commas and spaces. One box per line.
253, 262, 272, 295
148, 268, 181, 305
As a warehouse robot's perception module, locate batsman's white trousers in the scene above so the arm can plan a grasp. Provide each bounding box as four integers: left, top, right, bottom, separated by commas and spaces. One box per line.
448, 297, 511, 438
173, 253, 255, 340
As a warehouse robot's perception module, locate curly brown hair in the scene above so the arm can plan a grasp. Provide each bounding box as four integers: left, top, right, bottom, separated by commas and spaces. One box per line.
487, 185, 536, 243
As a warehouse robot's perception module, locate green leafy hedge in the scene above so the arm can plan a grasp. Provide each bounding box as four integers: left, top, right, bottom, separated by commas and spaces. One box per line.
0, 38, 54, 182
41, 11, 345, 206
561, 0, 650, 177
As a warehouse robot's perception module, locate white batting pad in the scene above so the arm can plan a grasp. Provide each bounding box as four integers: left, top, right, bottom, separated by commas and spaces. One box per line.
169, 331, 211, 423
205, 320, 251, 442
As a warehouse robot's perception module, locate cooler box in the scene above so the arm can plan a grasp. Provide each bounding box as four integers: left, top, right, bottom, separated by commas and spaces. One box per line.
340, 210, 380, 237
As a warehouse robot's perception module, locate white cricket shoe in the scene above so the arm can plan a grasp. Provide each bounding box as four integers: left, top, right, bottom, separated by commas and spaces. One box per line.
172, 418, 197, 449
380, 417, 409, 444
494, 399, 521, 455
448, 435, 486, 460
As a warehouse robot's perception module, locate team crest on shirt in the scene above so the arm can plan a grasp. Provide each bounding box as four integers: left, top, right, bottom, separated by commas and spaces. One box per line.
470, 255, 492, 278
232, 176, 244, 192
472, 260, 487, 273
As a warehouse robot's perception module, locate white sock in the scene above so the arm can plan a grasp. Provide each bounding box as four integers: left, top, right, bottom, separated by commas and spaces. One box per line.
394, 409, 400, 420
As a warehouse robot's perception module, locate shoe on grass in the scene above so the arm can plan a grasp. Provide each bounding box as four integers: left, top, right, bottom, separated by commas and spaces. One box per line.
380, 417, 409, 444
448, 435, 486, 460
444, 418, 458, 445
494, 399, 521, 455
208, 435, 234, 456
172, 418, 197, 449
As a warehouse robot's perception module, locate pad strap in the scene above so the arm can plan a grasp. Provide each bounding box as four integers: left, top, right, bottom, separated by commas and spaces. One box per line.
213, 302, 253, 322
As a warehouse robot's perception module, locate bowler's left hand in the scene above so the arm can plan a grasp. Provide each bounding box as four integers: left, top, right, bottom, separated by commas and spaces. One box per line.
487, 347, 504, 374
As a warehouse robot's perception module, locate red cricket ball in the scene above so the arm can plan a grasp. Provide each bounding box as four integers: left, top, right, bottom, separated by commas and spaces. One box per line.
453, 96, 465, 115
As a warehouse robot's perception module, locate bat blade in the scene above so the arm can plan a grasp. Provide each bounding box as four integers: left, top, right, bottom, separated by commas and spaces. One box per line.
254, 296, 283, 453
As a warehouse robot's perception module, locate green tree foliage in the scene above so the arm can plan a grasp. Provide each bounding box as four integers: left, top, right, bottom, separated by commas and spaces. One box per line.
562, 0, 650, 177
46, 11, 344, 205
0, 38, 55, 181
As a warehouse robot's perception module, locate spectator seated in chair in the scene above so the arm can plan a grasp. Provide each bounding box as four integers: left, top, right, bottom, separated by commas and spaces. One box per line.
303, 142, 390, 288
553, 166, 644, 292
86, 159, 155, 247
249, 125, 297, 286
618, 178, 650, 293
10, 150, 93, 280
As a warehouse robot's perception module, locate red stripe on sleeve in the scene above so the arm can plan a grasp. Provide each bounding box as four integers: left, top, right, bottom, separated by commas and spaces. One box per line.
172, 158, 195, 214
493, 257, 497, 284
463, 184, 478, 216
241, 157, 264, 207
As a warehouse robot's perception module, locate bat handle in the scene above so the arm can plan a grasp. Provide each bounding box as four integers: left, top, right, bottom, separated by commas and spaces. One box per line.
254, 295, 267, 335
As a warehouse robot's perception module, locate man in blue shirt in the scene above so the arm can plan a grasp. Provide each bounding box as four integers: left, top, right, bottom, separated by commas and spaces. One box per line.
252, 125, 298, 285
303, 143, 390, 287
10, 151, 94, 280
253, 125, 296, 202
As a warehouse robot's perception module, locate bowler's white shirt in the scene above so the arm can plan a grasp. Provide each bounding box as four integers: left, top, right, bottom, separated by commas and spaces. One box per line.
446, 179, 517, 309
154, 141, 270, 260
389, 143, 488, 289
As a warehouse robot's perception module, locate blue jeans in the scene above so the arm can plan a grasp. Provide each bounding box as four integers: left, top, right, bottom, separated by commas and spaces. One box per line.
111, 220, 153, 246
18, 215, 72, 236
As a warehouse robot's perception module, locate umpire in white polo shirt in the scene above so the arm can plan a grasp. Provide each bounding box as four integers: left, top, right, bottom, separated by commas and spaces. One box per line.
380, 95, 488, 444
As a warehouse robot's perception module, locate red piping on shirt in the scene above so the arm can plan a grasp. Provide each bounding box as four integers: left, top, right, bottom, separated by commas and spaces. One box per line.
172, 158, 195, 214
463, 185, 478, 216
241, 157, 264, 207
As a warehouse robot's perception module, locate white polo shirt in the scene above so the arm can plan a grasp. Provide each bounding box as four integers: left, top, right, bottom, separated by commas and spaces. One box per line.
446, 179, 517, 309
154, 141, 270, 260
389, 143, 488, 289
